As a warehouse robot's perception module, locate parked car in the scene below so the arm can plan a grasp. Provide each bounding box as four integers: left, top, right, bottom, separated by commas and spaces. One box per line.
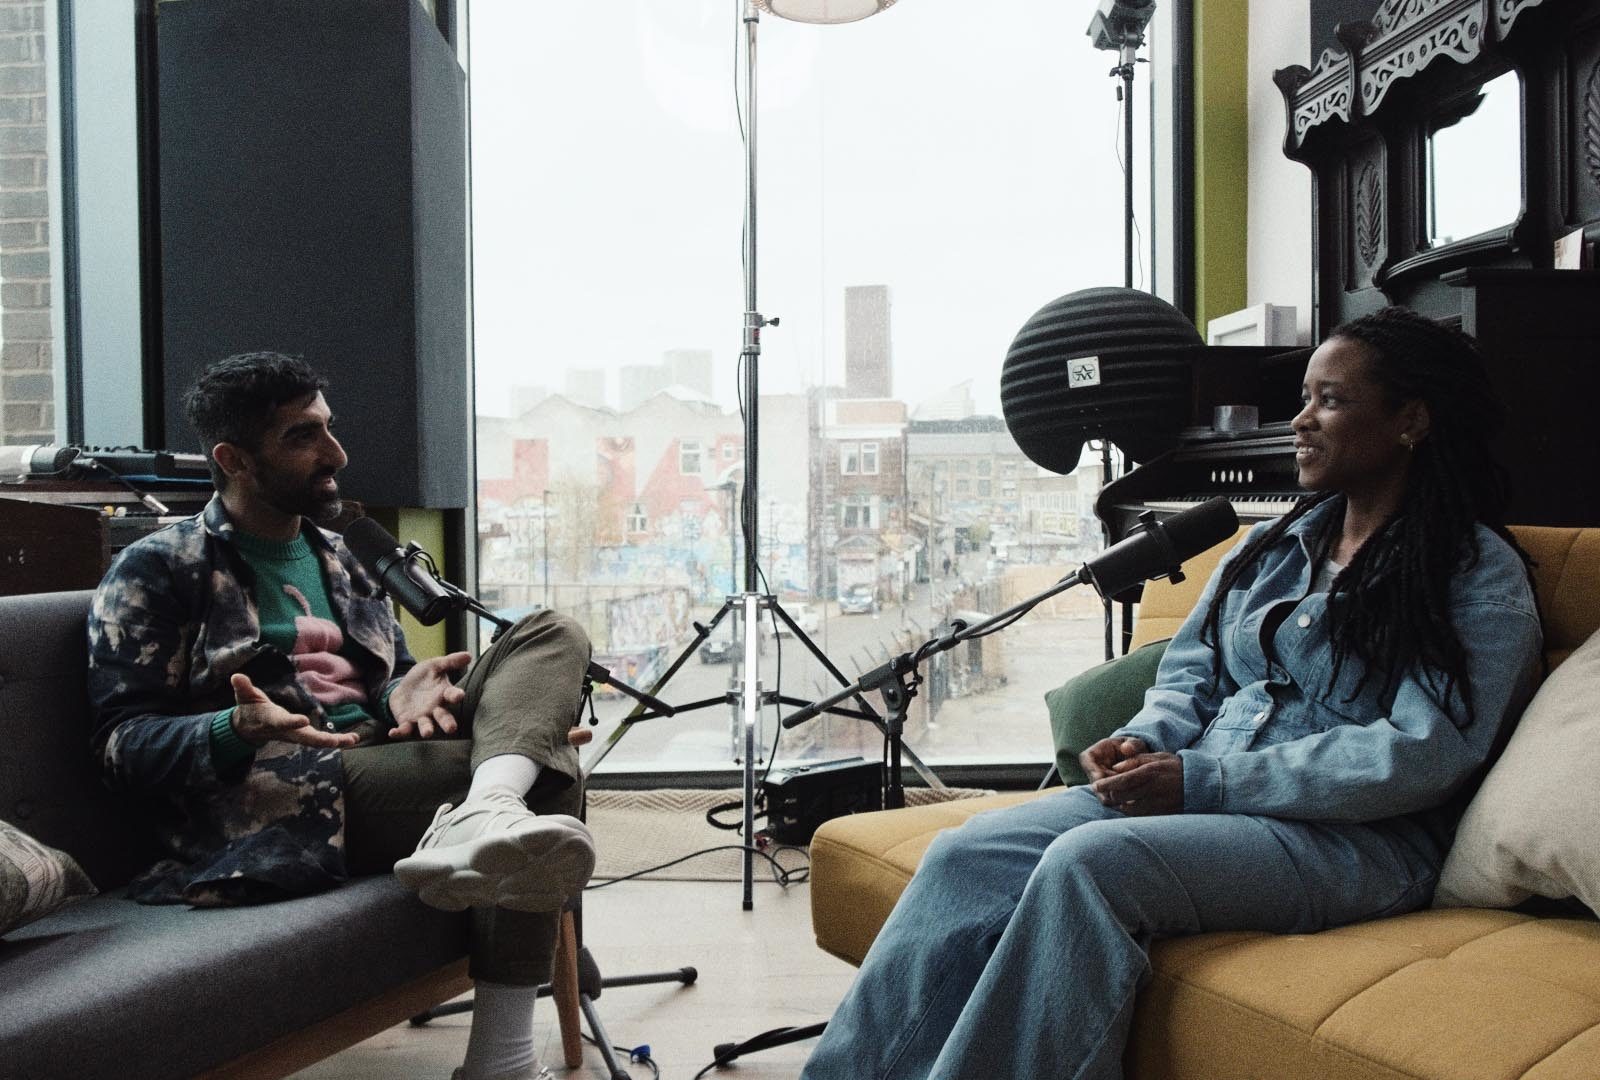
774, 601, 821, 637
698, 628, 765, 662
698, 635, 735, 664
839, 584, 878, 615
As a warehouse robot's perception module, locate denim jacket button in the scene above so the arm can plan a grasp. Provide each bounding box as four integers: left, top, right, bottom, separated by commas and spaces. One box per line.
1252, 710, 1268, 727
1297, 613, 1312, 628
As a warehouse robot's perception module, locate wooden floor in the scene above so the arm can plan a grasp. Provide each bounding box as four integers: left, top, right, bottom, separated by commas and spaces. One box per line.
288, 878, 854, 1079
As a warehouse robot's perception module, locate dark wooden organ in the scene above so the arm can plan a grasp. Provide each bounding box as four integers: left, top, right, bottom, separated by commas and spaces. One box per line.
1095, 344, 1312, 545
1, 450, 214, 596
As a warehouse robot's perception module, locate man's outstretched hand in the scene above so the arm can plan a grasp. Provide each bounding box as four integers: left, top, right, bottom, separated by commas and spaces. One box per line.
387, 652, 472, 740
229, 673, 360, 749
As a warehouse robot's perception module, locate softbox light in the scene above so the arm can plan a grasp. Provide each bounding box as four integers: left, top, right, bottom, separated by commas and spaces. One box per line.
1001, 286, 1201, 473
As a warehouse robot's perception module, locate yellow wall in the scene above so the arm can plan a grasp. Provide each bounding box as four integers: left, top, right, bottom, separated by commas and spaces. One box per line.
1193, 0, 1250, 336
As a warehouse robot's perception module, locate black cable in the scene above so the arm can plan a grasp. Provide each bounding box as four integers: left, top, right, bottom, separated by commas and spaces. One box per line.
581, 1032, 661, 1080
80, 457, 170, 514
584, 843, 809, 890
694, 1023, 825, 1078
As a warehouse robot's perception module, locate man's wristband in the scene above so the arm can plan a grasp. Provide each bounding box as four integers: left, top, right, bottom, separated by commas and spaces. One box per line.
210, 707, 255, 771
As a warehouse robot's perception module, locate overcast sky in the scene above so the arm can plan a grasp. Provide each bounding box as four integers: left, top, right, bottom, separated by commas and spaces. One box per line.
468, 0, 1155, 419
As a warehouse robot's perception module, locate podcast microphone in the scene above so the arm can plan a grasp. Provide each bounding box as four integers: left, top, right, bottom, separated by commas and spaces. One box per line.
1080, 496, 1239, 599
343, 516, 459, 625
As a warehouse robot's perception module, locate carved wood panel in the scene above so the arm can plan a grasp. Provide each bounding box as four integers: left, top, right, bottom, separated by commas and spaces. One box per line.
1347, 142, 1389, 288
1568, 20, 1600, 228
1361, 1, 1485, 117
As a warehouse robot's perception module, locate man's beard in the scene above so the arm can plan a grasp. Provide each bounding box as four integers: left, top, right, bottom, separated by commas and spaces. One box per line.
258, 467, 343, 523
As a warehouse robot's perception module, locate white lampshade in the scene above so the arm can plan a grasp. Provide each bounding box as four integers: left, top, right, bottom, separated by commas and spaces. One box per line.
756, 0, 896, 25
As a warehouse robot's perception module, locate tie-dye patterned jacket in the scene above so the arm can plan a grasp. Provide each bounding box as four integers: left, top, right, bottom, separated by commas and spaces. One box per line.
86, 497, 415, 905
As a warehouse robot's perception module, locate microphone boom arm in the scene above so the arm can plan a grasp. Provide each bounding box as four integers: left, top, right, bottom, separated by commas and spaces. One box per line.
432, 573, 677, 719
781, 565, 1091, 732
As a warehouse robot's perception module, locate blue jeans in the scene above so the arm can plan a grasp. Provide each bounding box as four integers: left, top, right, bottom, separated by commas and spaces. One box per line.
801, 786, 1438, 1080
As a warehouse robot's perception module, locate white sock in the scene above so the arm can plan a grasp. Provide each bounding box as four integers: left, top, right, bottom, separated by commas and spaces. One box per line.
460, 979, 541, 1079
468, 754, 541, 801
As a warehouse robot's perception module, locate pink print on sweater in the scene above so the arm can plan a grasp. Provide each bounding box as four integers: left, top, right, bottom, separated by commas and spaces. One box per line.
281, 585, 368, 706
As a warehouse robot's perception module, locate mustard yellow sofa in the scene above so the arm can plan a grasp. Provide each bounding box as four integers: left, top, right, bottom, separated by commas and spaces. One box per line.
810, 525, 1600, 1080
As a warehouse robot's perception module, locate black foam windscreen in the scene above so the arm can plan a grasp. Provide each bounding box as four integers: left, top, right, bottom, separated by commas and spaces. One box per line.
1001, 287, 1203, 472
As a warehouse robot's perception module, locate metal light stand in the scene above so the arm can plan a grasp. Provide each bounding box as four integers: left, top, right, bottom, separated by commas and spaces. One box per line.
579, 2, 945, 912
1096, 21, 1151, 660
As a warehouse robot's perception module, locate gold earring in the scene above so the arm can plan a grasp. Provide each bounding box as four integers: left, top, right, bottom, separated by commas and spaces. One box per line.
1400, 434, 1414, 451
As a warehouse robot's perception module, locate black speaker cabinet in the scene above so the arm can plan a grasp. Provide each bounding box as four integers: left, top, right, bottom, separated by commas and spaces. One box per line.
157, 0, 469, 509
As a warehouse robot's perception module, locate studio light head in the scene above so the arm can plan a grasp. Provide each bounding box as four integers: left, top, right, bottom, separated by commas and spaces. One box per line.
756, 0, 896, 25
1087, 0, 1157, 51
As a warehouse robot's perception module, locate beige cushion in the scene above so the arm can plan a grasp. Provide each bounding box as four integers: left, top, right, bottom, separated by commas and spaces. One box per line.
1434, 626, 1600, 914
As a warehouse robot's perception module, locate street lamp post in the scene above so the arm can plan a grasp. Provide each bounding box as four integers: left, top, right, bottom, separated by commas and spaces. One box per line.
541, 488, 552, 609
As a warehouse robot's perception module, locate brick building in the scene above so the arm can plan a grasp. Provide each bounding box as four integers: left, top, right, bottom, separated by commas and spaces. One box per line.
0, 0, 54, 444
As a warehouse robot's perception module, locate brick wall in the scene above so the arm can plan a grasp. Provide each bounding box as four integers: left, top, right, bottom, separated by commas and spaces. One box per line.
0, 0, 52, 444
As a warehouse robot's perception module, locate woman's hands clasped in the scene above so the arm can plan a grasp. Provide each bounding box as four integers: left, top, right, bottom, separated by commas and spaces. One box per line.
1079, 736, 1184, 816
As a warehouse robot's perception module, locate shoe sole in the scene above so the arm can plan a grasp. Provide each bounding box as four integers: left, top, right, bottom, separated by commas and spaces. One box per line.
395, 815, 596, 913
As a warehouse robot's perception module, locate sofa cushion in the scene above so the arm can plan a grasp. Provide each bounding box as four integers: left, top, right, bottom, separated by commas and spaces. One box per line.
809, 791, 1047, 967
1047, 639, 1169, 786
0, 818, 96, 937
1434, 626, 1600, 915
1132, 909, 1600, 1080
0, 589, 159, 890
0, 875, 468, 1080
1507, 526, 1600, 670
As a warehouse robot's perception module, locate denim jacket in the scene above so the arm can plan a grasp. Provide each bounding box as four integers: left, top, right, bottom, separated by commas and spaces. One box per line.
86, 497, 415, 904
1112, 497, 1542, 851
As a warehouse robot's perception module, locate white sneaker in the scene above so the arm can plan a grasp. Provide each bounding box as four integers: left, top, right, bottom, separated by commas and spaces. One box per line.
394, 786, 595, 913
450, 1066, 553, 1080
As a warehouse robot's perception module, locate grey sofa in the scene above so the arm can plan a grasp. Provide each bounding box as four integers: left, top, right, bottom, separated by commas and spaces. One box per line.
0, 589, 472, 1080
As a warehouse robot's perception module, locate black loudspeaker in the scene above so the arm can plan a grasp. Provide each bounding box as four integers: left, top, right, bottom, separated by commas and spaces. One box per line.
156, 0, 468, 509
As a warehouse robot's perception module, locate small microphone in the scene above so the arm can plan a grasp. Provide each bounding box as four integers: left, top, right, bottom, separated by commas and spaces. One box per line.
1081, 497, 1239, 599
343, 516, 458, 625
0, 444, 80, 481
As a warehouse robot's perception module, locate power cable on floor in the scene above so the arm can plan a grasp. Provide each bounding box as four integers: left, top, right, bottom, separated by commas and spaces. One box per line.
583, 843, 809, 890
581, 1032, 661, 1079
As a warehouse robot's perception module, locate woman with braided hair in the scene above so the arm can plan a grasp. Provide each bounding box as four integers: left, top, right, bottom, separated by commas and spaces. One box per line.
802, 306, 1543, 1080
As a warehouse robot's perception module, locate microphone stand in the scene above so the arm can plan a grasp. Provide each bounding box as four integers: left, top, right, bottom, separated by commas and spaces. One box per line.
782, 566, 1091, 809
430, 573, 677, 722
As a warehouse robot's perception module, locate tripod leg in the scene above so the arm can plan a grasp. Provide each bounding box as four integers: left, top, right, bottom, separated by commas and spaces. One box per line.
768, 599, 947, 792
552, 910, 584, 1069
579, 994, 634, 1080
580, 600, 738, 779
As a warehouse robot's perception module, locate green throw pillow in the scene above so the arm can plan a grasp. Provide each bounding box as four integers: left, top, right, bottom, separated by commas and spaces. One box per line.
1046, 639, 1170, 787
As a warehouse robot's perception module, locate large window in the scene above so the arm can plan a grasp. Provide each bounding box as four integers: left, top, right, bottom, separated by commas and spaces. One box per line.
470, 0, 1168, 773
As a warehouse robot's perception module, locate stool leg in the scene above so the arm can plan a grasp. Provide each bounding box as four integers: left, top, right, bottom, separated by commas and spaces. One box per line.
552, 909, 584, 1069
